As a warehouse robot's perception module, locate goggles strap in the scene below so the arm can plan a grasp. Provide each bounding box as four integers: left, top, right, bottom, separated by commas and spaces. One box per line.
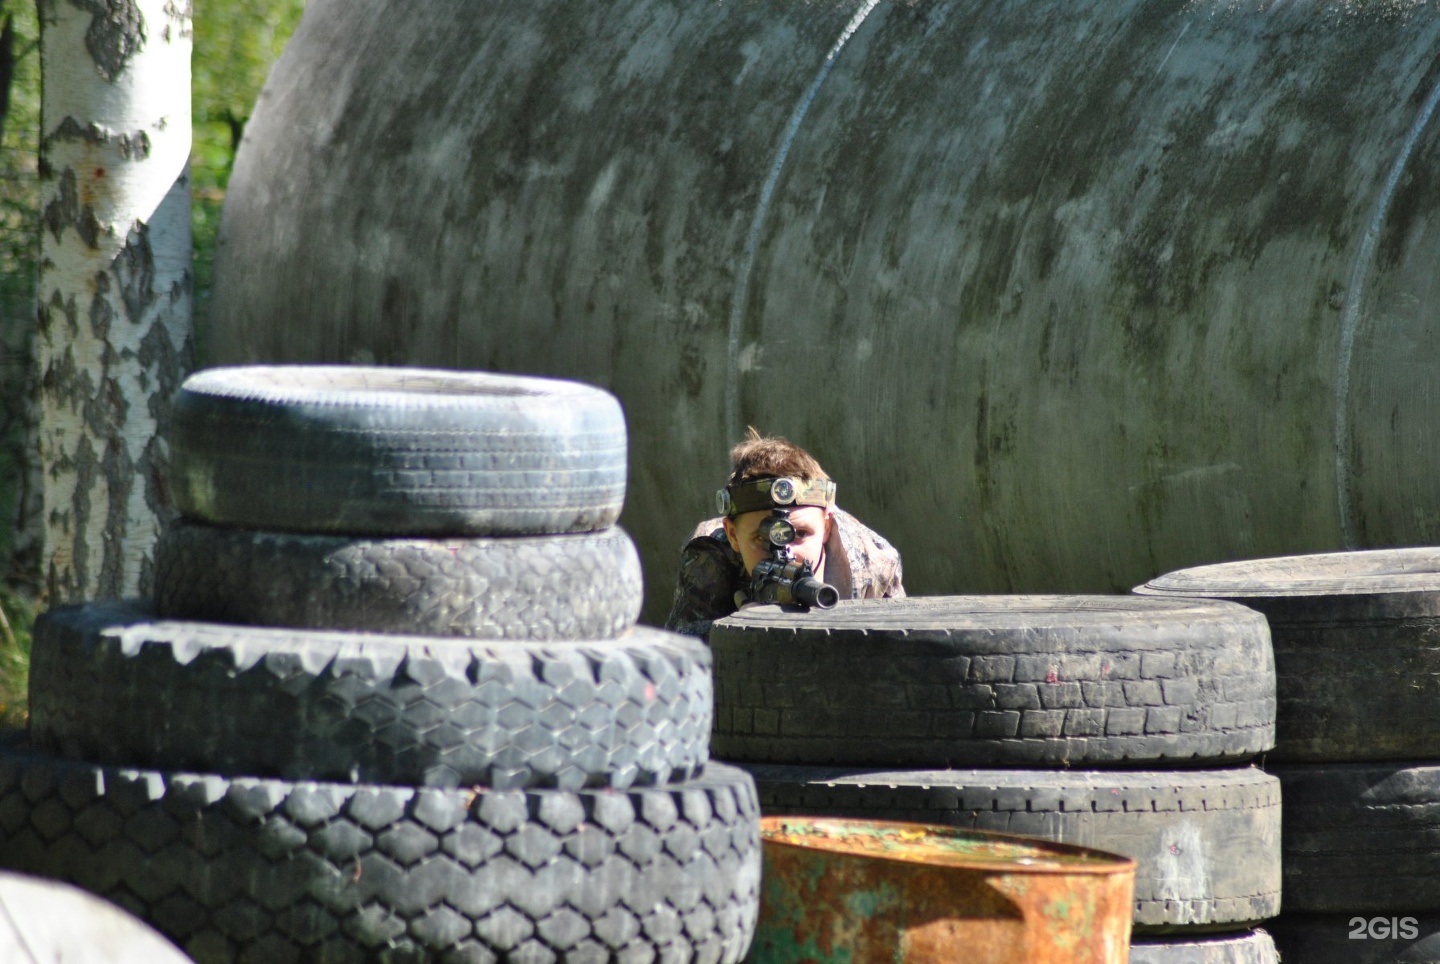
717, 476, 836, 517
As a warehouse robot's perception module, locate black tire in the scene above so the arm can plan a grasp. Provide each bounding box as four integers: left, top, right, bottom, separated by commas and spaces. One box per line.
0, 746, 761, 964
153, 520, 643, 641
744, 763, 1281, 933
1266, 914, 1440, 963
1268, 760, 1440, 913
31, 601, 711, 791
168, 365, 627, 537
1130, 930, 1278, 964
1137, 547, 1440, 762
711, 596, 1275, 767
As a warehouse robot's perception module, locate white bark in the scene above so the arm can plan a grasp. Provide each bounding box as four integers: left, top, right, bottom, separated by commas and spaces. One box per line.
37, 0, 193, 603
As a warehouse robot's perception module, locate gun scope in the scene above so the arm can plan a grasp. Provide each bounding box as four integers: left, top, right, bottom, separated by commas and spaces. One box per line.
761, 515, 797, 548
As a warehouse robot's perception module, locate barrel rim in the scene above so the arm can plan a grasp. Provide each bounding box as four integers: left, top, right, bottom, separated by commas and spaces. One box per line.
759, 815, 1137, 876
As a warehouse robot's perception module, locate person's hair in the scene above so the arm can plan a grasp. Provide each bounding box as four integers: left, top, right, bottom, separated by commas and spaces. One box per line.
726, 427, 829, 486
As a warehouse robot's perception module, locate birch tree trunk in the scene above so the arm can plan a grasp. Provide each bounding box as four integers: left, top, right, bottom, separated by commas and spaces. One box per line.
36, 0, 193, 604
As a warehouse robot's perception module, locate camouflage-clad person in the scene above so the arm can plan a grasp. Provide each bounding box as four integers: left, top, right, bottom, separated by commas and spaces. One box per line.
664, 429, 904, 641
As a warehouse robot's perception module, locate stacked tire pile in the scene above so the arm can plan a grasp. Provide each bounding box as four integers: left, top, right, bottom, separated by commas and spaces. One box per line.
711, 596, 1283, 963
0, 366, 762, 964
1139, 548, 1440, 964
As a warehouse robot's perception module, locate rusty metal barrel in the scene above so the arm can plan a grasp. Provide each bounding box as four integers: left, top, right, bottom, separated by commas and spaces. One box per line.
209, 0, 1440, 618
751, 816, 1136, 963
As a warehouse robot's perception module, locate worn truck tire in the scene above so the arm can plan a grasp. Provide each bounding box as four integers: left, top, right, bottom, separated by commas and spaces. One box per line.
1137, 546, 1440, 761
711, 596, 1275, 767
0, 746, 762, 964
1268, 760, 1440, 913
168, 366, 627, 537
153, 520, 643, 641
745, 763, 1281, 932
1130, 930, 1278, 964
31, 602, 710, 790
1266, 914, 1440, 963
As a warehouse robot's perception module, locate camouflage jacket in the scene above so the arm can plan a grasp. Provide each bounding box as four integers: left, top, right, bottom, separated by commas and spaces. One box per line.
663, 506, 905, 640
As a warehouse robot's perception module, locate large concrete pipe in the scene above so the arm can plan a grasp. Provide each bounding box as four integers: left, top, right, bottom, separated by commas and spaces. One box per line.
208, 0, 1440, 622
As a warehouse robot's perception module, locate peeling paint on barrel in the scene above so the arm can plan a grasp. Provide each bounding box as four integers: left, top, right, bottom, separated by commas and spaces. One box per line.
211, 0, 1440, 619
749, 817, 1135, 963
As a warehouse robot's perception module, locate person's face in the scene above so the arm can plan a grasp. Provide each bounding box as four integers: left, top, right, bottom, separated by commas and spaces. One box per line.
724, 506, 832, 577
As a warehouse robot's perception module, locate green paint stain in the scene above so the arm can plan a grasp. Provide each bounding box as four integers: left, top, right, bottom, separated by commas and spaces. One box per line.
746, 928, 855, 964
843, 881, 901, 919
1044, 896, 1074, 921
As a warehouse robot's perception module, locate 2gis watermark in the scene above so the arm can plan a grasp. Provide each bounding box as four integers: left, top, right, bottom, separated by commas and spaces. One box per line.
1350, 916, 1420, 940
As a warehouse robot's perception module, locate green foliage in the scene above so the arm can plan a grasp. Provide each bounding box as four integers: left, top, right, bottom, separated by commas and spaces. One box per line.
0, 5, 40, 290
0, 586, 33, 726
0, 6, 39, 299
0, 1, 40, 599
191, 0, 306, 343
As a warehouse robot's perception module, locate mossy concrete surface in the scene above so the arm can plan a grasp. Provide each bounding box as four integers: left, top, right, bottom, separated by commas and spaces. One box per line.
208, 0, 1440, 621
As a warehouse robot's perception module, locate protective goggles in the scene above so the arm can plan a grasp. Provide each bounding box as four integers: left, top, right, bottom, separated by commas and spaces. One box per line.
716, 476, 837, 517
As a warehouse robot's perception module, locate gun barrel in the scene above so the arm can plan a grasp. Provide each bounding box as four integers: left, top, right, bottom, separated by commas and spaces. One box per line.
794, 575, 839, 610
